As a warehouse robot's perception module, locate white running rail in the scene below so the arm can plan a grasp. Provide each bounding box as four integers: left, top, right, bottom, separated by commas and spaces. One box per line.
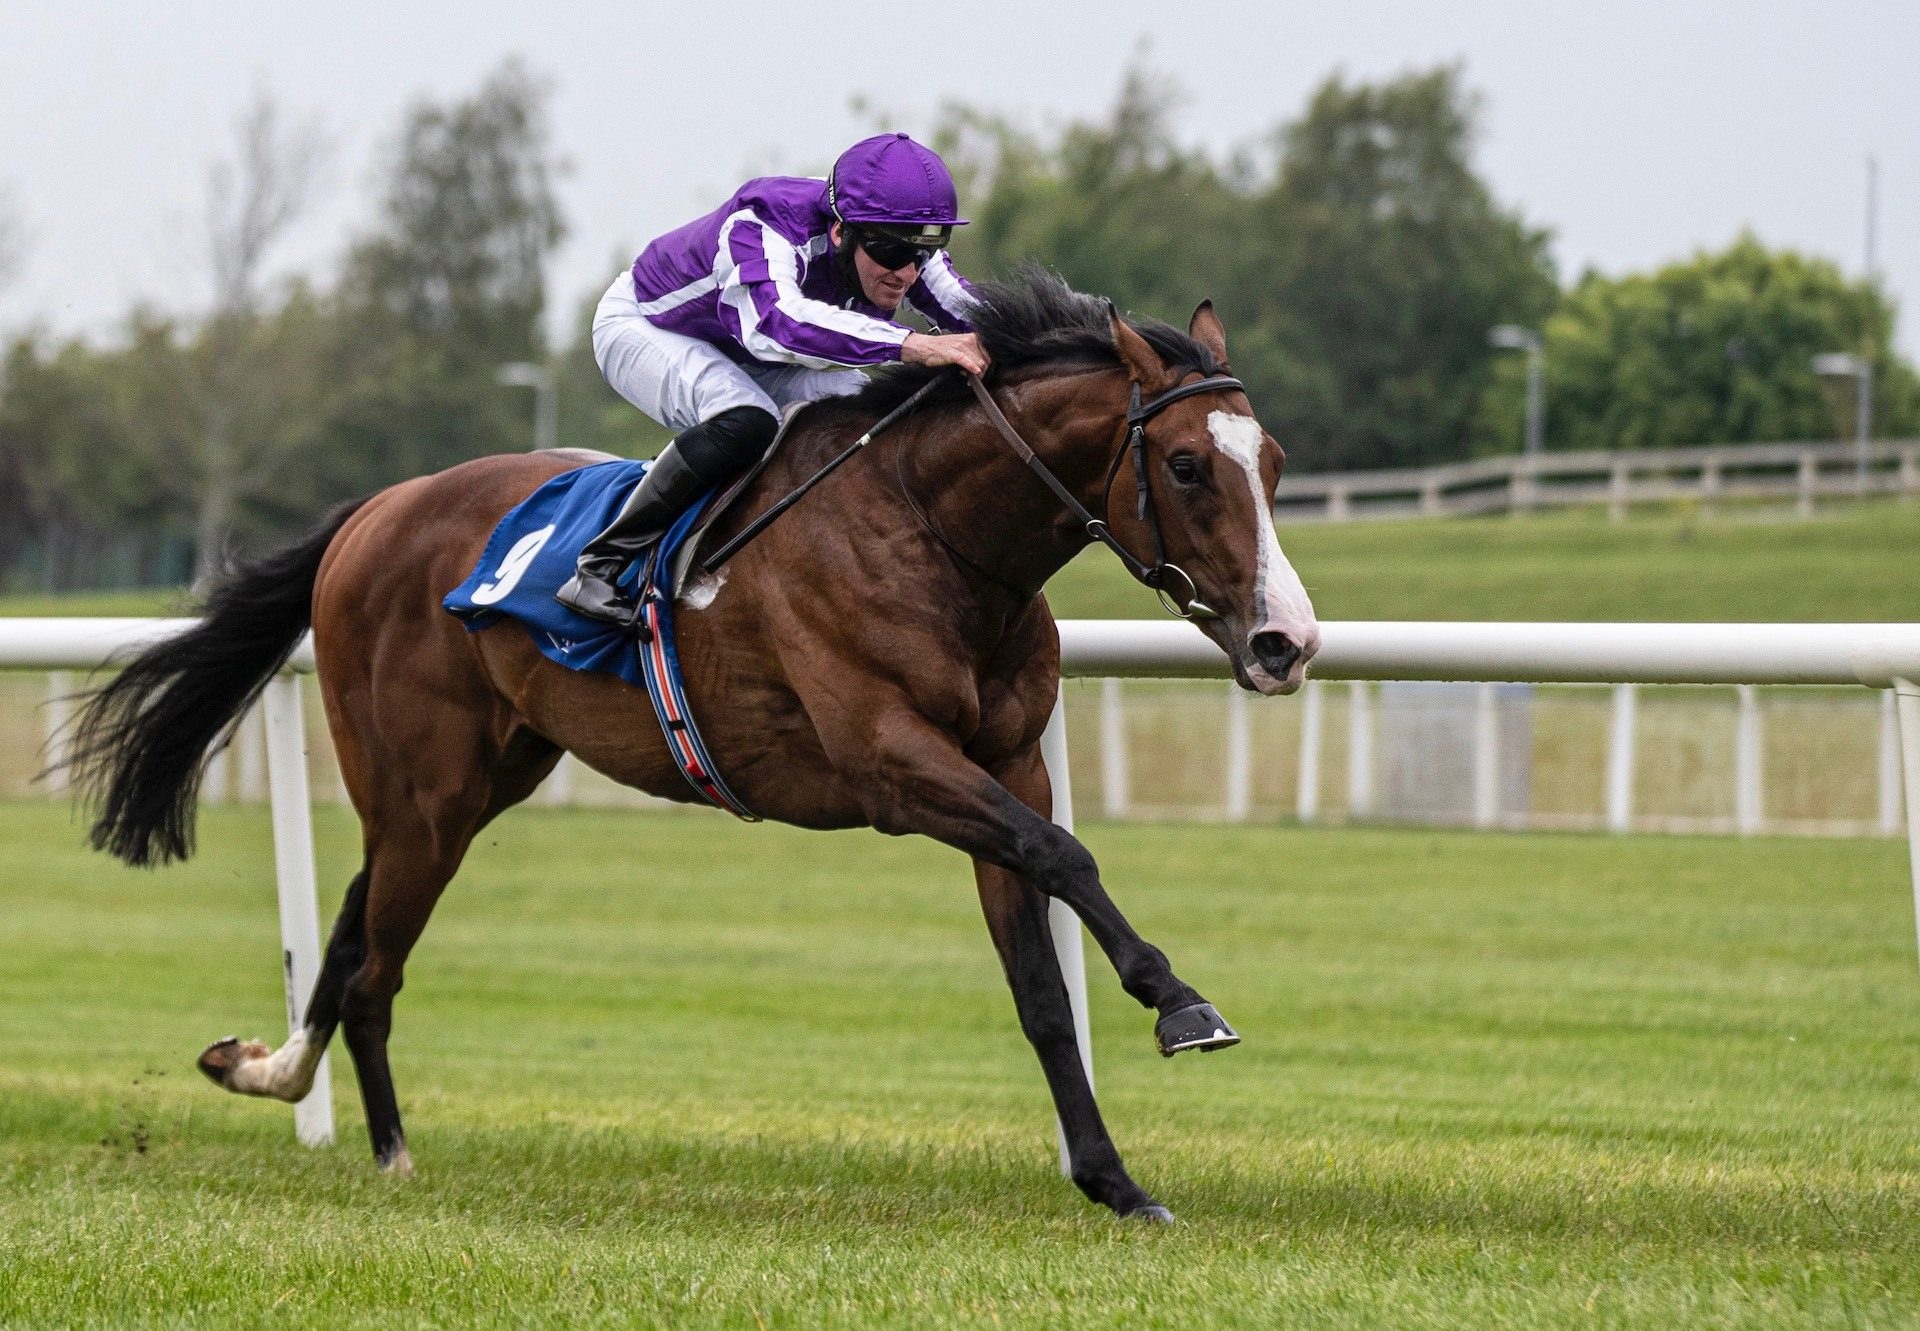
6, 615, 1920, 1160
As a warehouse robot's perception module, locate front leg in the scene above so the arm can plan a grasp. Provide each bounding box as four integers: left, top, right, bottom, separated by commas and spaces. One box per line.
975, 854, 1169, 1219
851, 710, 1233, 1042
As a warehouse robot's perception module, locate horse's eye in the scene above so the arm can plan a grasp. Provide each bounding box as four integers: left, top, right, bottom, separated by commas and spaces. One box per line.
1168, 454, 1202, 486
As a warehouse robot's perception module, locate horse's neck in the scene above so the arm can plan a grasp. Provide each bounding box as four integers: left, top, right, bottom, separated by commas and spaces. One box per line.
904, 368, 1129, 597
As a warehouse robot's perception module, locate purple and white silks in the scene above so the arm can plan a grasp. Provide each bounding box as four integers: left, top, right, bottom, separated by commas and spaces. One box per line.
628, 176, 974, 370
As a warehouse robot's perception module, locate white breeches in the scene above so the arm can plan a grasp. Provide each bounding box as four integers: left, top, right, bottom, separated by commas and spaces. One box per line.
591, 272, 867, 432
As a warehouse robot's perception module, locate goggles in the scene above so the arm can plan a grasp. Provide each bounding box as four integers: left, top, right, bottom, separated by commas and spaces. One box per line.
852, 224, 951, 272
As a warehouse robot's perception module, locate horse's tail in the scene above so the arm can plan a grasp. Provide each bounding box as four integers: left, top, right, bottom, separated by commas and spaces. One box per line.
69, 497, 370, 868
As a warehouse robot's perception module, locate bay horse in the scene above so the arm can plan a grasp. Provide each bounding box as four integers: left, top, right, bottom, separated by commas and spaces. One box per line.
70, 269, 1320, 1222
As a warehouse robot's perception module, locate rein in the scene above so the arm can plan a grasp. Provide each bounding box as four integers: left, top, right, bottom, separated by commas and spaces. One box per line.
700, 360, 1248, 623
963, 372, 1245, 620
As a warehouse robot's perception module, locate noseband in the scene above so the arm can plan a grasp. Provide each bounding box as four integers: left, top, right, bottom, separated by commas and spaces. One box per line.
966, 371, 1246, 620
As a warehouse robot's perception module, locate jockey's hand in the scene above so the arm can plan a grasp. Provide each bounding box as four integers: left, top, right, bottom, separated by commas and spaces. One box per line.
902, 331, 990, 377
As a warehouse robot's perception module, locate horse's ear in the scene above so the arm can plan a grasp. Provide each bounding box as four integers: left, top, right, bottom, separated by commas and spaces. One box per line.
1188, 300, 1230, 368
1107, 301, 1165, 386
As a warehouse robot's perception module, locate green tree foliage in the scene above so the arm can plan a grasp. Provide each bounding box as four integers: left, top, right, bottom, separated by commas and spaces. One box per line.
1483, 234, 1920, 452
314, 59, 566, 493
0, 318, 198, 586
939, 64, 1558, 471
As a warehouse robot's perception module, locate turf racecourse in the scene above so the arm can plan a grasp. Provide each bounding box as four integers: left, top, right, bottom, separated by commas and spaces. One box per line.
3, 802, 1918, 1328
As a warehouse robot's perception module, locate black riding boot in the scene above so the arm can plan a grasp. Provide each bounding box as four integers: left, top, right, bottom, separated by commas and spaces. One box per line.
554, 444, 710, 624
555, 404, 780, 624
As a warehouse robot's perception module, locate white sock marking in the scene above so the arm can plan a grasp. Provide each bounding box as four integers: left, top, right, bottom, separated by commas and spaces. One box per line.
226, 1028, 324, 1101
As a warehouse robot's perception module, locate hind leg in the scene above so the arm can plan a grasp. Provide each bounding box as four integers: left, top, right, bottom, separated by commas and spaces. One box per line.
197, 867, 371, 1103
197, 723, 558, 1171
345, 728, 562, 1171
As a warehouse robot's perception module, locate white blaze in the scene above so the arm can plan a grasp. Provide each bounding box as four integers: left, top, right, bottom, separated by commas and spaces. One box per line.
1206, 411, 1318, 646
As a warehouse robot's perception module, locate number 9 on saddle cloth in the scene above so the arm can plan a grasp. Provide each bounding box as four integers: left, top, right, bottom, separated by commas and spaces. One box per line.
444, 454, 760, 818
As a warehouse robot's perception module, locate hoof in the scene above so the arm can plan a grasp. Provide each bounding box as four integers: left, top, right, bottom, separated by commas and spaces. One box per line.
194, 1031, 318, 1101
1121, 1202, 1176, 1224
378, 1146, 415, 1177
1155, 1002, 1240, 1057
196, 1035, 270, 1086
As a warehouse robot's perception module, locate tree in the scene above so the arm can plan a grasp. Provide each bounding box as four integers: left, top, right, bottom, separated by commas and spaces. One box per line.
934, 63, 1556, 472
0, 320, 197, 588
183, 91, 330, 583
1244, 66, 1558, 470
1487, 234, 1920, 452
319, 59, 566, 490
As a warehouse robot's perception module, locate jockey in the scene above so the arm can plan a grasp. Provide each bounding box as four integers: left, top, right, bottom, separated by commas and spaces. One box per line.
557, 132, 989, 623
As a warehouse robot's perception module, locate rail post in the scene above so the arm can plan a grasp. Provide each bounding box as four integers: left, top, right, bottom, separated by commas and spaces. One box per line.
1896, 680, 1920, 970
1225, 684, 1252, 822
1606, 683, 1637, 833
1099, 678, 1130, 819
44, 671, 73, 794
1040, 687, 1091, 1174
1797, 452, 1817, 519
1735, 685, 1764, 836
237, 704, 266, 804
1609, 460, 1629, 524
542, 752, 575, 806
1472, 683, 1499, 828
1346, 680, 1375, 818
262, 672, 334, 1148
1883, 690, 1904, 837
1295, 678, 1323, 823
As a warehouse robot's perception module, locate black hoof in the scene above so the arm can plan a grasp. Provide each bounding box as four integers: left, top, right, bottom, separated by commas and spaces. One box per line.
1155, 1002, 1240, 1057
1121, 1202, 1176, 1223
195, 1035, 244, 1085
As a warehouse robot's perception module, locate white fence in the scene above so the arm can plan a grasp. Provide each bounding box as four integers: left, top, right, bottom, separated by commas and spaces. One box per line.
6, 616, 1920, 1161
1086, 677, 1906, 838
1275, 437, 1920, 523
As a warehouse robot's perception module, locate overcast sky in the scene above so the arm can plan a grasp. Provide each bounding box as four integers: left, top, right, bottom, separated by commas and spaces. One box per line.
1, 1, 1913, 353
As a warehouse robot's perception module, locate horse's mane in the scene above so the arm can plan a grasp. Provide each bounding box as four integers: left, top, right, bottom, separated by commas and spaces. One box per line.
813, 263, 1222, 425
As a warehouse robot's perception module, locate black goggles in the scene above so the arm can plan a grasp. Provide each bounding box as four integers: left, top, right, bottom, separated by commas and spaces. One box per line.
853, 227, 949, 271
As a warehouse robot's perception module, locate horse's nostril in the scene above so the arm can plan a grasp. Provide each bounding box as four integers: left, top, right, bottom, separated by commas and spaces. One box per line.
1251, 631, 1302, 678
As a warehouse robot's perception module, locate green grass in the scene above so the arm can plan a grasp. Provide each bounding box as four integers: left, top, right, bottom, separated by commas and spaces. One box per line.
3, 800, 1917, 1326
8, 500, 1918, 626
0, 587, 189, 617
1044, 500, 1920, 622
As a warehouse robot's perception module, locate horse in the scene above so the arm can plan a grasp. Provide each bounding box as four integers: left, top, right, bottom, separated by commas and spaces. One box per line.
69, 268, 1320, 1222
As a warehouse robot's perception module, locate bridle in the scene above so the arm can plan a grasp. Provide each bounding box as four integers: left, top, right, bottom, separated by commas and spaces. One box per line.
965, 371, 1246, 620
700, 361, 1251, 623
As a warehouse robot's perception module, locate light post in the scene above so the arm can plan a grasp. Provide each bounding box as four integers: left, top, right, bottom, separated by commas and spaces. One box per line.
497, 361, 558, 452
1489, 325, 1544, 458
1812, 352, 1873, 492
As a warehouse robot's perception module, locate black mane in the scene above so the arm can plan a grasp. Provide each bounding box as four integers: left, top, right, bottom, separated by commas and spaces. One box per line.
822, 263, 1222, 422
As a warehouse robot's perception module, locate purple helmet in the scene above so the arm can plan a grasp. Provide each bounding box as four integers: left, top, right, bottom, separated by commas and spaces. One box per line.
828, 133, 968, 244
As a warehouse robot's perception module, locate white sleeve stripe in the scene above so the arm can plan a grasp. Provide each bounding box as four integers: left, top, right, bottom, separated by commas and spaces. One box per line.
920, 252, 975, 316
720, 215, 908, 367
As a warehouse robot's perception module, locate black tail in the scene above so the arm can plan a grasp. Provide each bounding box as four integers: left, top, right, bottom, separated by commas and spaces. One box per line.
68, 498, 369, 867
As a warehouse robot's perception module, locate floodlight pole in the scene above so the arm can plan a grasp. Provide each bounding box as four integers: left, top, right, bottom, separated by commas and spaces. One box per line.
497, 362, 558, 452
1813, 353, 1874, 492
1489, 326, 1544, 458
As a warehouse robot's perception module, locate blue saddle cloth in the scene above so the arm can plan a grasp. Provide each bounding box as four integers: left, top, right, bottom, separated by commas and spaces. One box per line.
442, 459, 705, 691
